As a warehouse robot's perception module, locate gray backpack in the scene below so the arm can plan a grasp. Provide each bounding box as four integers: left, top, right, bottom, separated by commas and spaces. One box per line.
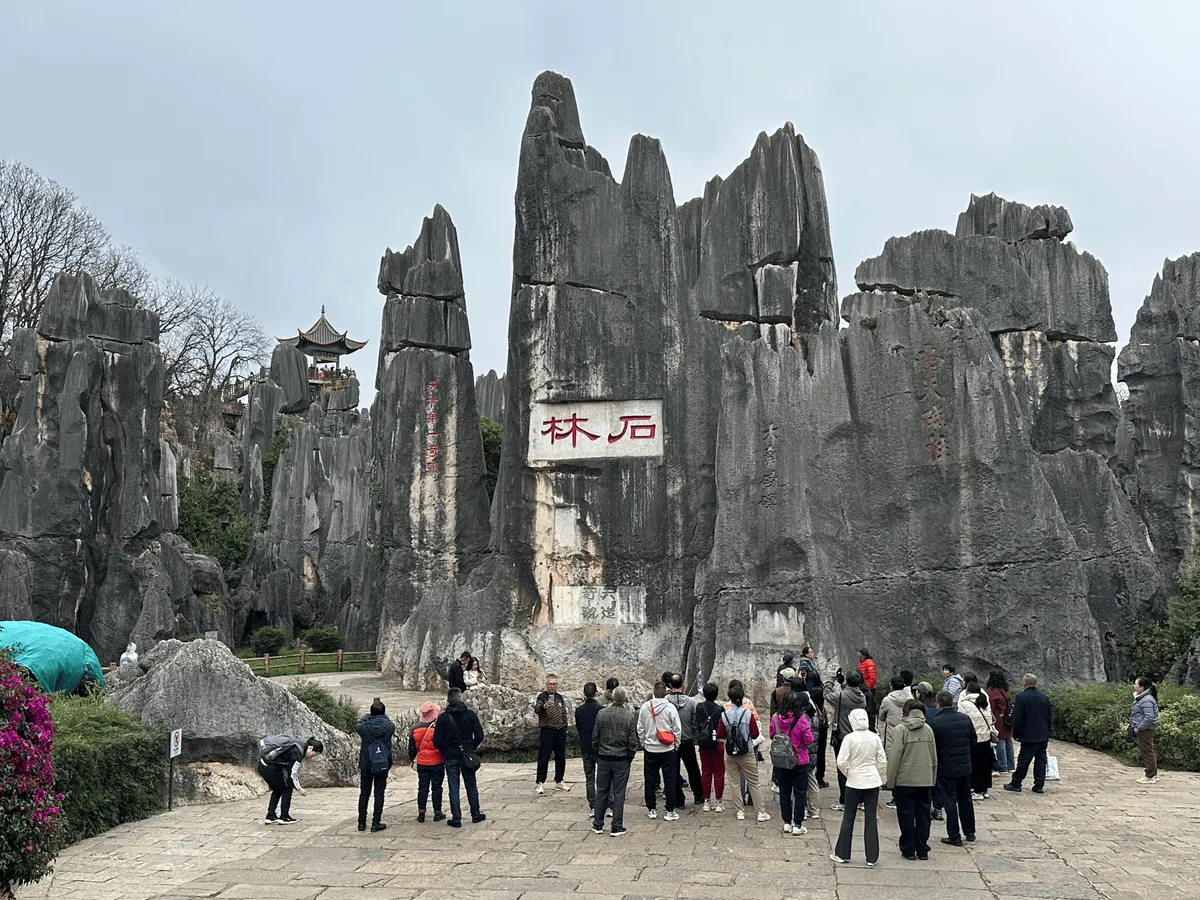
769, 716, 798, 769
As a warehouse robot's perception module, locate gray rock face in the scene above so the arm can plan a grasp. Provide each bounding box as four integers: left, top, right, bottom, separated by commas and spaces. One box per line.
475, 369, 506, 422
0, 549, 32, 619
270, 343, 311, 414
0, 273, 229, 662
107, 639, 357, 787
236, 404, 369, 640
349, 207, 492, 668
1117, 253, 1200, 584
956, 192, 1074, 242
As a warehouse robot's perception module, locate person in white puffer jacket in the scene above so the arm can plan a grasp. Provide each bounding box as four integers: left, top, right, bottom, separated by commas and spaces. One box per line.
957, 686, 996, 800
831, 708, 887, 867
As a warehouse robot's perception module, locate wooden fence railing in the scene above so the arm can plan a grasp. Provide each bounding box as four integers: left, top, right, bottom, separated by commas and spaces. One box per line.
104, 649, 377, 678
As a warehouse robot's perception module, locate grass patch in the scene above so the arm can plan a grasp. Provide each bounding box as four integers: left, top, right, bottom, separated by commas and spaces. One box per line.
287, 679, 359, 733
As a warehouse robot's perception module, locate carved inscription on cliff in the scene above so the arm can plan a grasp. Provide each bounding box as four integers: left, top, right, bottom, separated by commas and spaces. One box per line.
528, 399, 664, 463
550, 585, 648, 626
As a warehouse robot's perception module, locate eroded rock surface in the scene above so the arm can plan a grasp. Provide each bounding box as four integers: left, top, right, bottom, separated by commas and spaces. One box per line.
108, 639, 358, 787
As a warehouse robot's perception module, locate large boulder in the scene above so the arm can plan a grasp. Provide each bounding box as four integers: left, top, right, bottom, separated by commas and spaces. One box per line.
106, 639, 358, 787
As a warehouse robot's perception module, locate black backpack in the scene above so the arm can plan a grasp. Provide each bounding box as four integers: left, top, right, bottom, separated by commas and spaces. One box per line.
367, 738, 389, 774
695, 704, 720, 750
724, 708, 751, 757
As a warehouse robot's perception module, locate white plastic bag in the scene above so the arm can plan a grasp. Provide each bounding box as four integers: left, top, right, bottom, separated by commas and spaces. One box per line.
1045, 755, 1060, 781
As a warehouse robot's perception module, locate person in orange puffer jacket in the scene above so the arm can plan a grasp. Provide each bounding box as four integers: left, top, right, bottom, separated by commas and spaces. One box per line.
857, 649, 877, 691
409, 702, 446, 823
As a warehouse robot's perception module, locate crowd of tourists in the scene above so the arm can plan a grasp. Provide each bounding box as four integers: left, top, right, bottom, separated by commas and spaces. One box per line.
253, 645, 1163, 865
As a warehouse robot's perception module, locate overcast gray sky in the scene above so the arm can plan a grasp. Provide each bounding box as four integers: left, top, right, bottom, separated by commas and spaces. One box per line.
4, 2, 1198, 395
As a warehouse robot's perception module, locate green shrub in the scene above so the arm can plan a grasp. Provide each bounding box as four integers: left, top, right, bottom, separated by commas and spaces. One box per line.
286, 679, 358, 733
260, 414, 297, 527
300, 627, 344, 653
250, 626, 288, 656
49, 695, 166, 845
479, 414, 501, 500
1130, 621, 1178, 683
1047, 681, 1200, 771
177, 465, 254, 568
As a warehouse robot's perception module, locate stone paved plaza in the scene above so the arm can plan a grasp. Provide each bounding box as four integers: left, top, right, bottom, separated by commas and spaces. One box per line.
19, 729, 1200, 900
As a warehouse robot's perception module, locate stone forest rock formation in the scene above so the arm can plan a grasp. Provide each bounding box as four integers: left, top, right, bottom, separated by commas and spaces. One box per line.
0, 273, 232, 662
2, 72, 1196, 694
475, 369, 506, 422
373, 73, 1169, 692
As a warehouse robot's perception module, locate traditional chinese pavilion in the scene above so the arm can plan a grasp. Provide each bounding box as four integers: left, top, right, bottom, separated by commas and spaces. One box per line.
277, 307, 367, 400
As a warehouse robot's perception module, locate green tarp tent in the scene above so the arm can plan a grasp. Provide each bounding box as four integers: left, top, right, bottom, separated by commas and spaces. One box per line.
0, 620, 106, 693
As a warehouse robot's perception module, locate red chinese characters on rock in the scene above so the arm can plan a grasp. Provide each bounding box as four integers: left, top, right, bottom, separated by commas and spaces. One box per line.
540, 413, 658, 448
425, 381, 441, 476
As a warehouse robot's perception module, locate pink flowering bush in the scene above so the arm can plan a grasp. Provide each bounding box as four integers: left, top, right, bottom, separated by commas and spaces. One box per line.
0, 658, 62, 896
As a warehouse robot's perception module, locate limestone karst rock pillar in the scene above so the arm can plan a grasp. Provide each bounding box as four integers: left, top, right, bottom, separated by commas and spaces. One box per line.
0, 272, 231, 661
361, 206, 493, 684
1118, 253, 1200, 585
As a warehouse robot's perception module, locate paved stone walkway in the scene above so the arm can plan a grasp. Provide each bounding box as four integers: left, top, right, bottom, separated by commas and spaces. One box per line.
19, 735, 1200, 900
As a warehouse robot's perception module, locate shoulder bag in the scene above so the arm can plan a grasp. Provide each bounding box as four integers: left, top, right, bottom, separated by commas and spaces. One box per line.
650, 701, 676, 745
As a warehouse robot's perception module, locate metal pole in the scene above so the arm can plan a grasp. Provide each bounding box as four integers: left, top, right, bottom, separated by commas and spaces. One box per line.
168, 756, 174, 811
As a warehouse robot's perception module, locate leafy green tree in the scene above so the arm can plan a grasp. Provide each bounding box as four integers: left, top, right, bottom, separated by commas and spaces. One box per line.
249, 626, 288, 657
177, 466, 254, 569
479, 414, 501, 501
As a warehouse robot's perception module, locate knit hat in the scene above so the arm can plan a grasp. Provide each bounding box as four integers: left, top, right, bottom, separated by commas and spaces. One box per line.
418, 702, 439, 723
916, 681, 934, 695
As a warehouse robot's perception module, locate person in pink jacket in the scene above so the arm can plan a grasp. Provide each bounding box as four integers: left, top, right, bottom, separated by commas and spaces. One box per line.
769, 690, 815, 835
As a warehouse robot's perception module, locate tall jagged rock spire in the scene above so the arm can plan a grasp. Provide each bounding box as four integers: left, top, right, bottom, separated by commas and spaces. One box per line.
359, 207, 491, 683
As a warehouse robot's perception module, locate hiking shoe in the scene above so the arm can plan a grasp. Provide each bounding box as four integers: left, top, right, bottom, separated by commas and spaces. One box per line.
831, 802, 845, 811
553, 782, 566, 791
736, 810, 745, 821
782, 821, 792, 834
277, 816, 297, 825
714, 801, 724, 813
1136, 775, 1159, 784
535, 783, 544, 795
791, 824, 806, 835
972, 792, 985, 802
829, 853, 849, 864
447, 819, 462, 828
1002, 783, 1021, 793
610, 826, 627, 837
885, 800, 897, 809
702, 799, 711, 811
591, 825, 604, 834
433, 812, 446, 822
664, 810, 680, 822
417, 812, 426, 823
647, 809, 657, 819
263, 815, 279, 825
472, 814, 486, 823
605, 808, 613, 818
941, 837, 963, 847
756, 811, 771, 823
370, 823, 387, 833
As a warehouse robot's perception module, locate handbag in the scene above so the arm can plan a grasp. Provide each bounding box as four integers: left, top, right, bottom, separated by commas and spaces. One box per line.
650, 701, 676, 746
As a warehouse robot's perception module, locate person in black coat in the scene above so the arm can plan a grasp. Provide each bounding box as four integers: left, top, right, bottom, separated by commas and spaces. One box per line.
447, 651, 471, 693
433, 688, 486, 827
574, 682, 603, 815
1003, 673, 1053, 794
355, 698, 396, 832
929, 691, 976, 846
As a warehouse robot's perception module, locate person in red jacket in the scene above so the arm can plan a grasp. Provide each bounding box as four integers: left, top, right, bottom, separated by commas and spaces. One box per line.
408, 702, 446, 823
857, 649, 877, 692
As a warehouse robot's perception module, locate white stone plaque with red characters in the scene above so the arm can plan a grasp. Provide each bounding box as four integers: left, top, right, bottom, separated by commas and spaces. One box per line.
528, 399, 663, 463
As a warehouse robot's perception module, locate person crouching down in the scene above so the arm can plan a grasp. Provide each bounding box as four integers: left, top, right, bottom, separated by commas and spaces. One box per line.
257, 735, 323, 825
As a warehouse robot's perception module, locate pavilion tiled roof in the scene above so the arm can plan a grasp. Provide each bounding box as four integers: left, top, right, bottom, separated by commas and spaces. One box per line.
277, 308, 367, 354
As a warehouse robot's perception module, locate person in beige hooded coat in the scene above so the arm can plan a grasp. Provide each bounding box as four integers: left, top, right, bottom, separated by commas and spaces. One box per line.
832, 708, 887, 866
